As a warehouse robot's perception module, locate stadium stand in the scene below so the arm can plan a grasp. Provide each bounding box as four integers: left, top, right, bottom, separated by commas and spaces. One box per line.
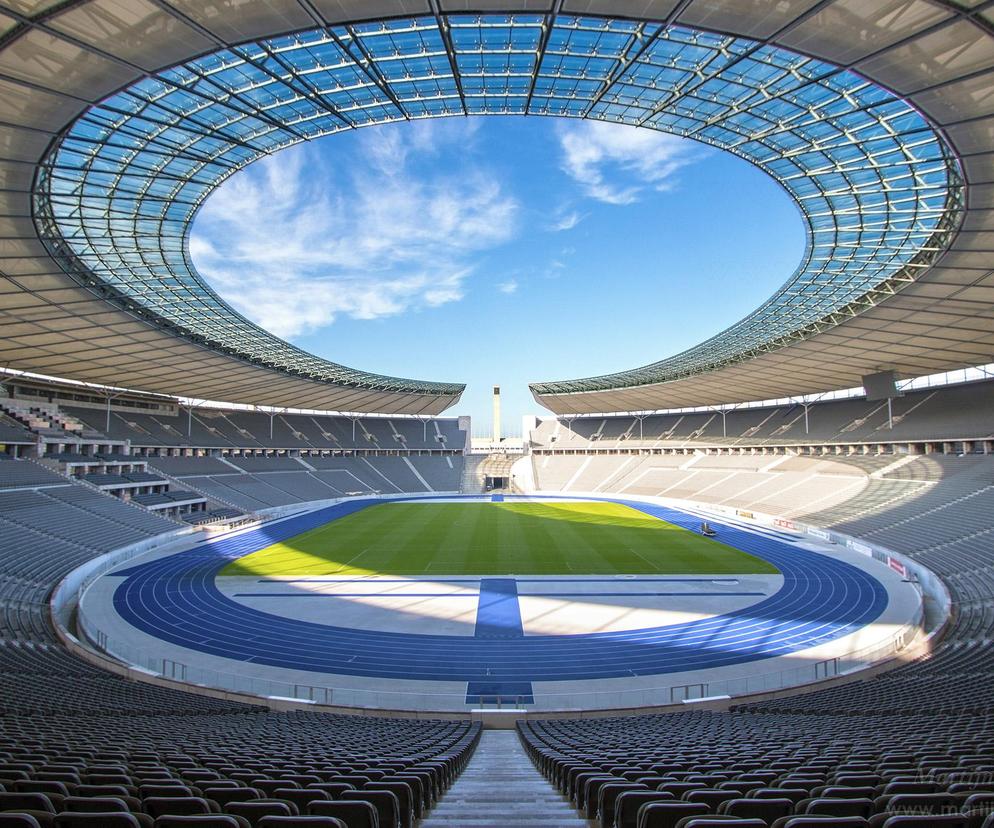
0, 442, 479, 827
4, 0, 994, 822
0, 457, 68, 490
531, 449, 994, 531
0, 489, 175, 553
0, 388, 466, 520
223, 456, 309, 473
519, 711, 994, 827
0, 413, 32, 448
2, 378, 994, 825
147, 456, 462, 512
60, 405, 465, 453
24, 454, 211, 522
143, 458, 235, 477
497, 385, 994, 825
0, 662, 478, 827
0, 424, 994, 828
530, 381, 994, 450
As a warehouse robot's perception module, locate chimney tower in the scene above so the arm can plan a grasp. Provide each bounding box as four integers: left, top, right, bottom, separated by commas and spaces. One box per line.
492, 385, 501, 444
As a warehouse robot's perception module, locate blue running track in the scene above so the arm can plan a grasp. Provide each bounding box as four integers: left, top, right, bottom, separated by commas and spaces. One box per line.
110, 496, 888, 695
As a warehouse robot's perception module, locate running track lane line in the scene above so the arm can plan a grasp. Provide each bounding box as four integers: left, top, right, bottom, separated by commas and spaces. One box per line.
109, 495, 888, 684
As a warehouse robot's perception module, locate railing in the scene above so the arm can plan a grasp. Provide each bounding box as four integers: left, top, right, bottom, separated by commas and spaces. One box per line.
75, 609, 921, 714
63, 490, 935, 715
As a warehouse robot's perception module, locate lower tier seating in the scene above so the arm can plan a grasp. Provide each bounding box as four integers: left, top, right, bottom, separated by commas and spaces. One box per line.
150, 456, 463, 512
0, 445, 992, 826
520, 712, 994, 828
0, 701, 479, 828
0, 449, 477, 827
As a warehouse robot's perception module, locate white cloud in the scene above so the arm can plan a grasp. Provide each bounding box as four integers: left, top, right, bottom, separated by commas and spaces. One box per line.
191, 128, 517, 339
543, 245, 576, 278
497, 279, 519, 294
357, 118, 482, 175
549, 209, 584, 232
557, 120, 697, 205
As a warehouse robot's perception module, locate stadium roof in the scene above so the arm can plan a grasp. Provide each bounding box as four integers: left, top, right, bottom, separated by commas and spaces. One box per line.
0, 1, 992, 415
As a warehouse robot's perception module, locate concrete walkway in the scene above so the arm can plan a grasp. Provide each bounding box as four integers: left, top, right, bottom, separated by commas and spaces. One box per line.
421, 729, 589, 828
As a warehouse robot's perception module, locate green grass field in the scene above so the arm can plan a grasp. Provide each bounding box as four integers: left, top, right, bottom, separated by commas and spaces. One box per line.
220, 501, 778, 577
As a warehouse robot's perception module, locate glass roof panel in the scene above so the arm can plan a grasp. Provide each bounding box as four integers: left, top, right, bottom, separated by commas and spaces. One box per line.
34, 13, 963, 397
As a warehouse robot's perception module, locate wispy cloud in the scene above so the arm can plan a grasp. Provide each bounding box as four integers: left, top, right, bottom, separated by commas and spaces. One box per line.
549, 209, 584, 232
497, 279, 519, 294
360, 118, 482, 176
540, 244, 579, 279
191, 122, 516, 339
557, 120, 697, 205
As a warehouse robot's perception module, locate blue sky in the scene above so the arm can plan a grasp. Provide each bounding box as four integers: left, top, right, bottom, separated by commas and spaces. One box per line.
190, 117, 805, 434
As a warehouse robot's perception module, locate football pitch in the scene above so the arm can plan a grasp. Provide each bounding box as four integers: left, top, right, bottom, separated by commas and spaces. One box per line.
221, 501, 778, 577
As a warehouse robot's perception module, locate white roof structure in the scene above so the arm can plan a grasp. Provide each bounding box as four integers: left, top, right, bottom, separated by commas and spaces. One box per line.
0, 0, 991, 415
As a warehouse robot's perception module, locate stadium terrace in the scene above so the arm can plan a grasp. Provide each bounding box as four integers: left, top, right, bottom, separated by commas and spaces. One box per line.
1, 2, 994, 828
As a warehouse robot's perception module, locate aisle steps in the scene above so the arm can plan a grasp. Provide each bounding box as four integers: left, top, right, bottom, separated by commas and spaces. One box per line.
421, 730, 589, 828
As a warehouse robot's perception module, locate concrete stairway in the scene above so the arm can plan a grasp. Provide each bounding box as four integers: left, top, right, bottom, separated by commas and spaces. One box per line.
421, 729, 589, 828
460, 453, 524, 494
460, 455, 487, 494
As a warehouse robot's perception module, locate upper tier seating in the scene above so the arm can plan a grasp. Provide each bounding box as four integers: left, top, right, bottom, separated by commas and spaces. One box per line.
62, 407, 465, 452
530, 380, 994, 449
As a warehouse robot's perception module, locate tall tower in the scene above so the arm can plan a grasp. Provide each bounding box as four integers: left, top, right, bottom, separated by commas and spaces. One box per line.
492, 385, 501, 444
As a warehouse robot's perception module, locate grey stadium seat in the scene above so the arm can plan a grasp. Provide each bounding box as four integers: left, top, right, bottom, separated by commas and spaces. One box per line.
616, 792, 676, 828
224, 802, 297, 826
0, 817, 42, 828
305, 800, 379, 828
338, 791, 396, 828
153, 817, 250, 828
718, 797, 794, 821
637, 801, 709, 828
53, 814, 142, 828
677, 820, 770, 828
802, 797, 874, 817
